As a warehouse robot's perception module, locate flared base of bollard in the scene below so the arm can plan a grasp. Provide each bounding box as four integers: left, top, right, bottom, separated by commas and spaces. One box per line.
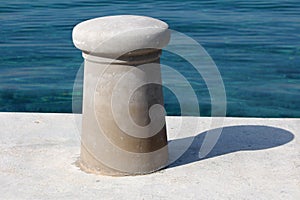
77, 145, 168, 176
76, 159, 131, 177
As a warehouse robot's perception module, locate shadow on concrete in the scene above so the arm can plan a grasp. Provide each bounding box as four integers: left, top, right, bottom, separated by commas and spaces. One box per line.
168, 125, 294, 168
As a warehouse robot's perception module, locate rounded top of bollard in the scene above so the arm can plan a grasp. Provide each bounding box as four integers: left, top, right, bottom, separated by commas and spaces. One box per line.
72, 15, 170, 58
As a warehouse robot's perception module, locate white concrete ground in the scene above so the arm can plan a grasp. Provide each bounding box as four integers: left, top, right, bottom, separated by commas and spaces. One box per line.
0, 112, 299, 199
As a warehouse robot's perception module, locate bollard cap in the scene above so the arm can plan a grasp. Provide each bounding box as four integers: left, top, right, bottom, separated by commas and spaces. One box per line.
72, 15, 170, 58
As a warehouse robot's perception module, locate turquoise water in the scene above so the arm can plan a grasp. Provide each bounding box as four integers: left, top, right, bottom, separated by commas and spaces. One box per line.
1, 0, 299, 117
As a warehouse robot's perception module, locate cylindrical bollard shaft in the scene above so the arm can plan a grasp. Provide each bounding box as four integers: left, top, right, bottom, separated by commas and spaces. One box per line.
72, 15, 170, 176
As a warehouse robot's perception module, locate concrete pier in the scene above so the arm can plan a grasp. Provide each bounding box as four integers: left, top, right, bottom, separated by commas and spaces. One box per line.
0, 113, 299, 199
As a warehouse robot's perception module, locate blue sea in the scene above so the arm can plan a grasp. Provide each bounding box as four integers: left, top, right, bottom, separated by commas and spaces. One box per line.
1, 0, 299, 117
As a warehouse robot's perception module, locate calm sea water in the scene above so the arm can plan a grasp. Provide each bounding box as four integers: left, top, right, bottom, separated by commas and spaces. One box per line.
1, 0, 299, 117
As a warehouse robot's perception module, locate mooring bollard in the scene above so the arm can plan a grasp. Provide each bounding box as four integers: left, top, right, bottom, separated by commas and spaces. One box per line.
72, 15, 170, 176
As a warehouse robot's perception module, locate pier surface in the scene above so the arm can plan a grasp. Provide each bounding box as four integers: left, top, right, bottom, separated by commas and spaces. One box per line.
0, 113, 299, 199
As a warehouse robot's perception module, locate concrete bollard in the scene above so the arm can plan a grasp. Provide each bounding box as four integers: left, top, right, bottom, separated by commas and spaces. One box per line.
72, 15, 170, 176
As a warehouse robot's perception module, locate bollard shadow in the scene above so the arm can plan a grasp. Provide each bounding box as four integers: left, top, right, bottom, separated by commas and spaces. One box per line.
167, 125, 294, 168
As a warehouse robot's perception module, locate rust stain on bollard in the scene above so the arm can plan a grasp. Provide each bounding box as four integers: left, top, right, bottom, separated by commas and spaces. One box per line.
72, 15, 170, 176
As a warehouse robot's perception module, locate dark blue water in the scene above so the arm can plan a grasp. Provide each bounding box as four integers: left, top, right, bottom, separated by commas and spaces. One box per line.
1, 0, 300, 117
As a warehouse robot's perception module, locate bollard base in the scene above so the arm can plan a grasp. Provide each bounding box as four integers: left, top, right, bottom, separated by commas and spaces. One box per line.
78, 145, 168, 176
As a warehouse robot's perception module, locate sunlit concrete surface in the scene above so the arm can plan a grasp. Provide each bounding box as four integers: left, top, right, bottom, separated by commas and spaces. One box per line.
0, 113, 299, 199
